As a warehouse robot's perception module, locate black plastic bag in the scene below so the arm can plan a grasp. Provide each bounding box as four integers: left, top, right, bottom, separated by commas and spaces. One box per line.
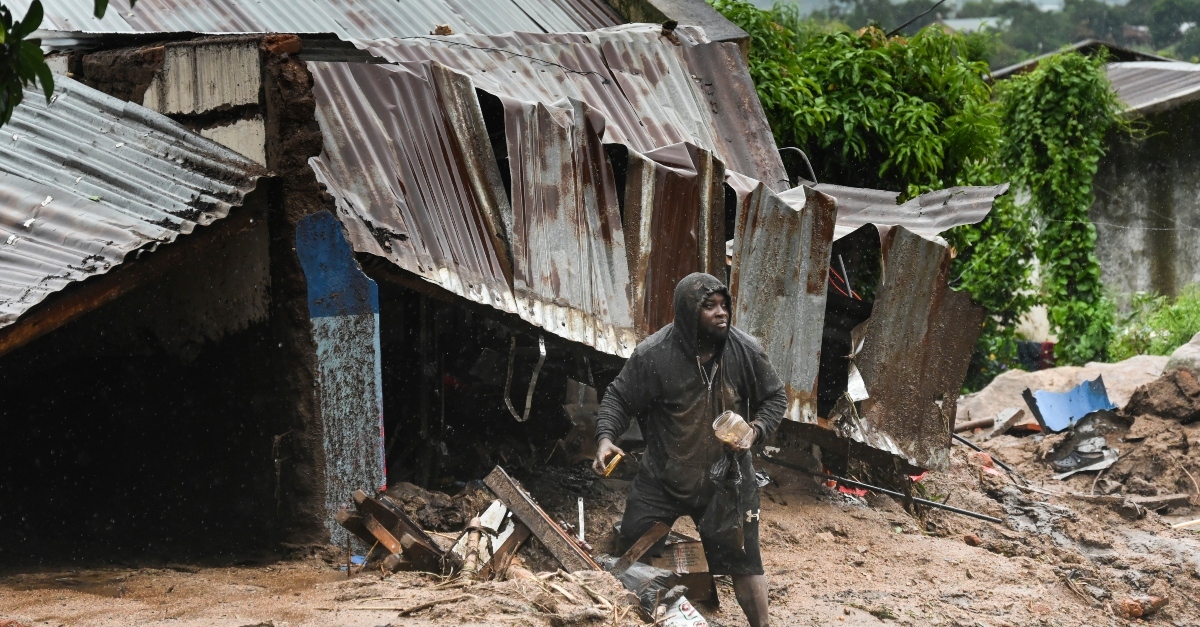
698, 452, 746, 555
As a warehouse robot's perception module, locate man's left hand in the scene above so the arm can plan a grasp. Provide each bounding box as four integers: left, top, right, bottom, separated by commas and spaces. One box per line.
729, 426, 757, 454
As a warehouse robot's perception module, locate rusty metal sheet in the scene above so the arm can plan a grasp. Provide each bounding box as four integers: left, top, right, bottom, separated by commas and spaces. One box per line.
0, 76, 264, 330
308, 61, 517, 315
502, 96, 639, 356
20, 0, 620, 38
801, 183, 1009, 242
355, 27, 786, 185
677, 41, 790, 191
828, 227, 984, 471
623, 143, 725, 335
357, 35, 662, 153
729, 180, 838, 425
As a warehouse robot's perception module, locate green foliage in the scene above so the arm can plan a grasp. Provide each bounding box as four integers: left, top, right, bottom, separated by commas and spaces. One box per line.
997, 51, 1123, 365
1109, 287, 1200, 360
0, 0, 52, 125
714, 0, 1037, 387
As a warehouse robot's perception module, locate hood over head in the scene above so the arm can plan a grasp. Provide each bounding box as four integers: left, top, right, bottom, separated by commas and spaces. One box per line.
672, 272, 730, 359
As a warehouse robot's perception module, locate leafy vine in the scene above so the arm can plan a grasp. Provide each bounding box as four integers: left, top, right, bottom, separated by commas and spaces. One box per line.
997, 51, 1125, 365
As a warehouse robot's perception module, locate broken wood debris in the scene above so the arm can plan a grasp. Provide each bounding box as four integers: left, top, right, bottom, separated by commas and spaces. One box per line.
334, 489, 455, 575
483, 466, 599, 572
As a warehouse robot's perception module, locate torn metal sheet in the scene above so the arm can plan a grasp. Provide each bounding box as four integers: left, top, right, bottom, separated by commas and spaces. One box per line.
0, 77, 264, 330
729, 179, 838, 424
355, 27, 788, 188
503, 97, 639, 355
308, 61, 518, 315
1023, 376, 1118, 432
830, 227, 985, 471
796, 183, 1010, 242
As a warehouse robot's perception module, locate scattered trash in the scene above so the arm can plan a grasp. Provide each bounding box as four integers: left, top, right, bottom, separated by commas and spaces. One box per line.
1023, 376, 1117, 432
657, 595, 710, 627
1053, 448, 1119, 479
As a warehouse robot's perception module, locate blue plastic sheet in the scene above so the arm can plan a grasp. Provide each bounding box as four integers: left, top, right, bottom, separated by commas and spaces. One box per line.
1022, 376, 1117, 432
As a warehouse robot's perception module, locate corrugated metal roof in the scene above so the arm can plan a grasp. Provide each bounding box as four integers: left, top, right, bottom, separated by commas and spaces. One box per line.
828, 227, 984, 471
797, 182, 1009, 242
0, 76, 265, 329
307, 61, 517, 316
16, 0, 620, 38
729, 177, 838, 425
354, 26, 788, 189
1106, 61, 1200, 115
307, 53, 729, 355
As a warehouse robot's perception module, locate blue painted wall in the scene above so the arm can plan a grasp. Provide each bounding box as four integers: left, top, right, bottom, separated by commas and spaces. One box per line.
296, 211, 386, 545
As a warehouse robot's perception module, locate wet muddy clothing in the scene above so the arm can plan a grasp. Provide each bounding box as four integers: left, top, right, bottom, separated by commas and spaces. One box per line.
596, 273, 786, 575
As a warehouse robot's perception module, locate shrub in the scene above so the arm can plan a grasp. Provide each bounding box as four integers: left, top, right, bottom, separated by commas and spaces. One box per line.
1109, 286, 1200, 360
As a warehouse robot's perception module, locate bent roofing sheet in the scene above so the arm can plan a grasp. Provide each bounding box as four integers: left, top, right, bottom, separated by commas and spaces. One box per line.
0, 77, 264, 329
308, 61, 517, 314
830, 227, 984, 471
14, 0, 621, 37
355, 27, 788, 188
308, 57, 726, 355
1106, 61, 1200, 115
729, 178, 838, 425
797, 183, 1010, 241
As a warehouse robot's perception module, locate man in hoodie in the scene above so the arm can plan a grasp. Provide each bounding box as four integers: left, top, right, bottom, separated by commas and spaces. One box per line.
593, 272, 786, 627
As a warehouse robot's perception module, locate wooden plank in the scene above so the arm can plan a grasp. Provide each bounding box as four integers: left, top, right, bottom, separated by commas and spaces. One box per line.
362, 515, 403, 555
483, 466, 599, 572
334, 510, 377, 547
477, 521, 531, 580
353, 490, 444, 572
614, 521, 670, 574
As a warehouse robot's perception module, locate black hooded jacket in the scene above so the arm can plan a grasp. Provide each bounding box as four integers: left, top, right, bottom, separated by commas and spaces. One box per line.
596, 273, 787, 505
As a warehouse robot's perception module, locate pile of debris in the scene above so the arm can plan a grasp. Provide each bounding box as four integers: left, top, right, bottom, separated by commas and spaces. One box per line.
336, 465, 717, 625
960, 335, 1200, 529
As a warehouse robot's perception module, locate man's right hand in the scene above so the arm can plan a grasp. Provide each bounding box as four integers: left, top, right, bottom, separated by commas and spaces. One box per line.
593, 438, 626, 476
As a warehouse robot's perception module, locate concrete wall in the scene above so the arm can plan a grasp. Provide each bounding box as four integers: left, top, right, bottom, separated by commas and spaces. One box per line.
1093, 104, 1200, 302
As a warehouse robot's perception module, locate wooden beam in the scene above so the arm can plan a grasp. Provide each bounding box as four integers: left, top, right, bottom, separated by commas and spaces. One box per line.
352, 489, 446, 572
362, 514, 403, 555
0, 196, 264, 360
613, 521, 670, 574
483, 466, 599, 572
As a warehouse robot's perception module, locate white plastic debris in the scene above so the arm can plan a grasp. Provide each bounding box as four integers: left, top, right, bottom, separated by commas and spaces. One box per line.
846, 364, 870, 402
659, 596, 709, 627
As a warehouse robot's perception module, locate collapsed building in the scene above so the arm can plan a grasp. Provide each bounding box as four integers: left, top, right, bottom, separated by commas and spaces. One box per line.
0, 0, 1007, 559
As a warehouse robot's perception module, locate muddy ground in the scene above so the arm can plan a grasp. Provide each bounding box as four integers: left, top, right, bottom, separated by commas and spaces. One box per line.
2, 440, 1198, 626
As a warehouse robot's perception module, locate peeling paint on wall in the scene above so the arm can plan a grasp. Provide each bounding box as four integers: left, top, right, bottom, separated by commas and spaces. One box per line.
296, 210, 385, 544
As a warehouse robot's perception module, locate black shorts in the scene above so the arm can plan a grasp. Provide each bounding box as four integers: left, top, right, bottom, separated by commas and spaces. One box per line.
619, 467, 763, 576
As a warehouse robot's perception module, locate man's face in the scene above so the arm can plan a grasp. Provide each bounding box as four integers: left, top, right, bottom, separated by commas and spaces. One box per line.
698, 292, 730, 339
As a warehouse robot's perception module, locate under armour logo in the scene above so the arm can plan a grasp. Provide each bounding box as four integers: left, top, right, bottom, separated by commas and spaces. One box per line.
745, 509, 760, 523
